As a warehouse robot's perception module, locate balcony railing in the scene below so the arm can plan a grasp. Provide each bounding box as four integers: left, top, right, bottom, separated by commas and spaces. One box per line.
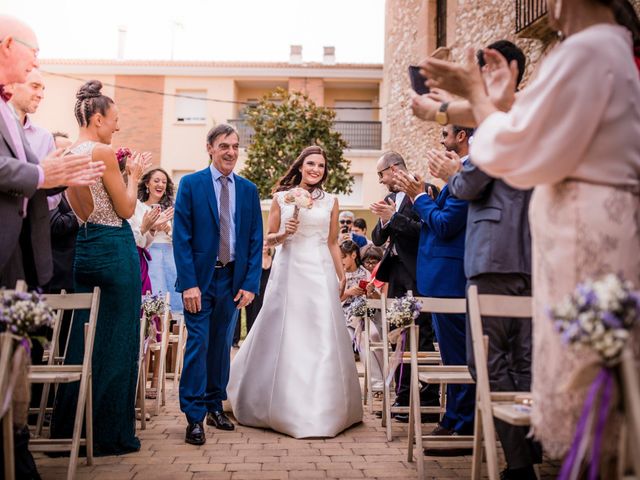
515, 0, 547, 33
228, 119, 382, 150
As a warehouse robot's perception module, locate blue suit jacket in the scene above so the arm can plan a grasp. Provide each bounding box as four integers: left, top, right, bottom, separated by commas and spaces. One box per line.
173, 167, 263, 296
414, 184, 468, 298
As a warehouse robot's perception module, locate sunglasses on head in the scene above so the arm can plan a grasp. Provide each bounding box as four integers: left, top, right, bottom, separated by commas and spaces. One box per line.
339, 219, 353, 225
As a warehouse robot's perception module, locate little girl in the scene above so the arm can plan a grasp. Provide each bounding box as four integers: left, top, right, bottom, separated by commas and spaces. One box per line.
340, 240, 370, 318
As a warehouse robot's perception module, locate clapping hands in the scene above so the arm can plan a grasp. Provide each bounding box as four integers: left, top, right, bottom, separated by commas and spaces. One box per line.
427, 149, 461, 182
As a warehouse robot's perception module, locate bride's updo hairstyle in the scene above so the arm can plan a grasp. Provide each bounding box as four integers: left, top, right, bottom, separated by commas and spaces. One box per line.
272, 146, 329, 195
74, 80, 114, 127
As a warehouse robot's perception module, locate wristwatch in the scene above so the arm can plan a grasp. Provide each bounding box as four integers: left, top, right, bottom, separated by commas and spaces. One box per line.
435, 101, 450, 126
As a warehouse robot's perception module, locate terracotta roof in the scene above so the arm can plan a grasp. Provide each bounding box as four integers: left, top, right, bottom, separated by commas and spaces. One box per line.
39, 59, 382, 69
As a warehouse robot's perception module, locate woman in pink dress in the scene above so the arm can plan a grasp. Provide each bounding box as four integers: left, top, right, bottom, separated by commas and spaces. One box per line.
416, 0, 640, 463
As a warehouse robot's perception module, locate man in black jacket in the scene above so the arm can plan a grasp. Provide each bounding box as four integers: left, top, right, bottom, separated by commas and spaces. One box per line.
370, 151, 439, 419
428, 40, 541, 480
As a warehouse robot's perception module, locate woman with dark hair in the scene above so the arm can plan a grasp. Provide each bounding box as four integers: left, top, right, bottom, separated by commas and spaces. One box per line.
339, 239, 369, 317
51, 80, 150, 456
418, 0, 640, 468
228, 145, 363, 438
133, 168, 181, 312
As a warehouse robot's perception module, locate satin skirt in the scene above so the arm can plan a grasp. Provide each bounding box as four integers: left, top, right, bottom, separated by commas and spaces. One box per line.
227, 236, 363, 438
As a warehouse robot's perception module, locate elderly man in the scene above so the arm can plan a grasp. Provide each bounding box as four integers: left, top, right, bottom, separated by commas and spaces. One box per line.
0, 15, 103, 288
338, 210, 368, 248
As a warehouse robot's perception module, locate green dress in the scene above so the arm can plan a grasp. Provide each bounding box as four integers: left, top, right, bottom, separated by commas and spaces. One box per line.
51, 141, 141, 455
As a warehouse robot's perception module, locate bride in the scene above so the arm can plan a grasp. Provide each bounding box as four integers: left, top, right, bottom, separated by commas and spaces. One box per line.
227, 146, 363, 438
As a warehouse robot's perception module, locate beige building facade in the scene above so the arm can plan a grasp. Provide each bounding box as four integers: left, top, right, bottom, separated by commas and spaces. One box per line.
33, 54, 388, 224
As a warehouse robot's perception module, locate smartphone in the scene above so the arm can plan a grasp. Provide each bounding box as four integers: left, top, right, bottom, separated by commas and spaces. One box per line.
341, 226, 349, 235
408, 65, 430, 95
476, 50, 486, 68
358, 280, 369, 290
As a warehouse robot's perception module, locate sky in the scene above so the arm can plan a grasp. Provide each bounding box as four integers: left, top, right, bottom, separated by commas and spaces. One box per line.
2, 0, 386, 63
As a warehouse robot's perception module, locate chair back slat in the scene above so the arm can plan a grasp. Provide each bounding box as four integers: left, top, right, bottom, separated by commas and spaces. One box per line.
366, 298, 382, 310
415, 296, 466, 315
477, 294, 532, 318
42, 293, 96, 310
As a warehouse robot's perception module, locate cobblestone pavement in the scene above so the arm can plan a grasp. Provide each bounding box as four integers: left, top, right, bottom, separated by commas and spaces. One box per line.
35, 366, 561, 479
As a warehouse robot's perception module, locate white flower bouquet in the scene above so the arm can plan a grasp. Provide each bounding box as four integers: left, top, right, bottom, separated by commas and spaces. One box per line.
0, 289, 55, 338
284, 187, 313, 219
386, 292, 422, 330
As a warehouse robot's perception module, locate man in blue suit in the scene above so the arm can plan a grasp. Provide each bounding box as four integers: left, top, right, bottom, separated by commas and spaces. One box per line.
394, 126, 474, 455
173, 124, 263, 445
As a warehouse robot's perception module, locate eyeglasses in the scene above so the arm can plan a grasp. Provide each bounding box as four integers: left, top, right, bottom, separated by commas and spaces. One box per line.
339, 219, 353, 225
377, 163, 399, 179
0, 37, 40, 57
363, 258, 380, 265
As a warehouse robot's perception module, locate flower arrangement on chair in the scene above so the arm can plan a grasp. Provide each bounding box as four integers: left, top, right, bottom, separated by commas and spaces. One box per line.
141, 292, 168, 349
549, 273, 640, 480
347, 295, 378, 352
385, 292, 422, 388
0, 289, 55, 424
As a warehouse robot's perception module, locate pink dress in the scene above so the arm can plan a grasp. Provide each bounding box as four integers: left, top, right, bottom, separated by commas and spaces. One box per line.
471, 24, 640, 458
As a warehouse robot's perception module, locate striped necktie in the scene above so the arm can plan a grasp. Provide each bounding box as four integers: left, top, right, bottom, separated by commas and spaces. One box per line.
218, 176, 231, 264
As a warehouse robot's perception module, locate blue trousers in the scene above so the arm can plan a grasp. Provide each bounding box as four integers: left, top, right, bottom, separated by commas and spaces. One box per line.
179, 265, 239, 423
431, 312, 476, 435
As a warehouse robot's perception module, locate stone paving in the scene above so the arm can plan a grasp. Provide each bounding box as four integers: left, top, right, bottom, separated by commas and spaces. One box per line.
34, 366, 561, 479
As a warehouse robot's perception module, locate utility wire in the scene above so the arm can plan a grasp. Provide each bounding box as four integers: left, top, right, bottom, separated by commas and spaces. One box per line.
42, 70, 382, 110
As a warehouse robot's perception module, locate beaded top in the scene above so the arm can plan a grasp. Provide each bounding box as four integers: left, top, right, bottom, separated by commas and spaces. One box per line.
70, 141, 122, 227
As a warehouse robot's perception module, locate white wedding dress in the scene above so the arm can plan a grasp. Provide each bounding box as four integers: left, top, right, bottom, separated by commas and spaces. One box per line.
227, 191, 363, 438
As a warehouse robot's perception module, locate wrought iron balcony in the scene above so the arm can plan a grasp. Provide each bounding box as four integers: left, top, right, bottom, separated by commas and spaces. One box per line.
515, 0, 554, 41
227, 119, 382, 150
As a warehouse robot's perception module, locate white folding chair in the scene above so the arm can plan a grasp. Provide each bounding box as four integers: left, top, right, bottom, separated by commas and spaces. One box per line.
467, 285, 533, 480
363, 298, 383, 411
28, 288, 101, 480
0, 332, 18, 480
406, 296, 475, 479
380, 294, 444, 442
135, 316, 147, 430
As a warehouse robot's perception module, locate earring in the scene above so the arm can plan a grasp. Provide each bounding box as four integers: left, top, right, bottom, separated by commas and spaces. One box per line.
146, 187, 149, 194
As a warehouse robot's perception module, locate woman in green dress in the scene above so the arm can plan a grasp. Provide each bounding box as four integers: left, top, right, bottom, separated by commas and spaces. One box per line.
51, 80, 150, 455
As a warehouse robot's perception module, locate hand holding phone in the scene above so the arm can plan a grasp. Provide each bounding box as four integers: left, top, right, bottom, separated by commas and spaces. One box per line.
409, 65, 430, 95
358, 280, 369, 290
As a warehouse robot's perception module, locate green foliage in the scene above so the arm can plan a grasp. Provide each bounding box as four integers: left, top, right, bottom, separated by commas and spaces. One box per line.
241, 88, 353, 199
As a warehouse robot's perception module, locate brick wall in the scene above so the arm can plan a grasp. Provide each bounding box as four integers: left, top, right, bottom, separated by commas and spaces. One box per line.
382, 0, 640, 176
112, 75, 165, 165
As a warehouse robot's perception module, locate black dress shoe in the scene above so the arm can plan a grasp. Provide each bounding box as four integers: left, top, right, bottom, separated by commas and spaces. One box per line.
500, 466, 537, 480
185, 422, 205, 445
206, 410, 235, 431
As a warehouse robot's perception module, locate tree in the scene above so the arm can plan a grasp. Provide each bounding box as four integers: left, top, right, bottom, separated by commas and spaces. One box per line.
241, 88, 353, 199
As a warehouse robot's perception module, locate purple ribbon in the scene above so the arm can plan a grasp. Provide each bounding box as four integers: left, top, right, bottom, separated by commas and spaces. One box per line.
590, 369, 613, 480
396, 331, 406, 395
20, 337, 30, 356
558, 368, 612, 480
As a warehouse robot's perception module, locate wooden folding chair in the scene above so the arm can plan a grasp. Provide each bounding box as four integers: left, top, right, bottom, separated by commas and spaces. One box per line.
167, 312, 186, 389
28, 288, 101, 480
406, 296, 475, 479
362, 298, 383, 411
135, 316, 147, 430
380, 294, 444, 441
0, 332, 18, 480
467, 285, 533, 480
149, 292, 171, 412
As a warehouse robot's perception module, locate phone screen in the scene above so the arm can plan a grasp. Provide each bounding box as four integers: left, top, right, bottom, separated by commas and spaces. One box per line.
408, 65, 430, 95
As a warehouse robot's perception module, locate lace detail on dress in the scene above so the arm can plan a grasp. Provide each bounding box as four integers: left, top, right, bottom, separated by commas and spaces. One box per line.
70, 141, 122, 227
276, 190, 335, 243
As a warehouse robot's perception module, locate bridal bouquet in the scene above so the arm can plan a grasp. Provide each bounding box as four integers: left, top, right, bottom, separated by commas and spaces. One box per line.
115, 146, 132, 172
549, 274, 640, 480
284, 187, 313, 219
141, 292, 167, 345
386, 292, 422, 330
0, 289, 55, 338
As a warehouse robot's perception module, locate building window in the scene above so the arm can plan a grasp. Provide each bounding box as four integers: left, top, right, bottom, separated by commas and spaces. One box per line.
333, 100, 374, 122
175, 90, 206, 123
335, 174, 363, 207
436, 0, 447, 48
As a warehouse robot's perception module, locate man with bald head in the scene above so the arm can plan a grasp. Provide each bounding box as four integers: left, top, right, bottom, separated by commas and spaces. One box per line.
0, 15, 103, 287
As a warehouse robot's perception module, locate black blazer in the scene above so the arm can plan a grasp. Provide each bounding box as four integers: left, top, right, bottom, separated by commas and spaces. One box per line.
48, 195, 79, 291
371, 183, 440, 287
448, 159, 532, 278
